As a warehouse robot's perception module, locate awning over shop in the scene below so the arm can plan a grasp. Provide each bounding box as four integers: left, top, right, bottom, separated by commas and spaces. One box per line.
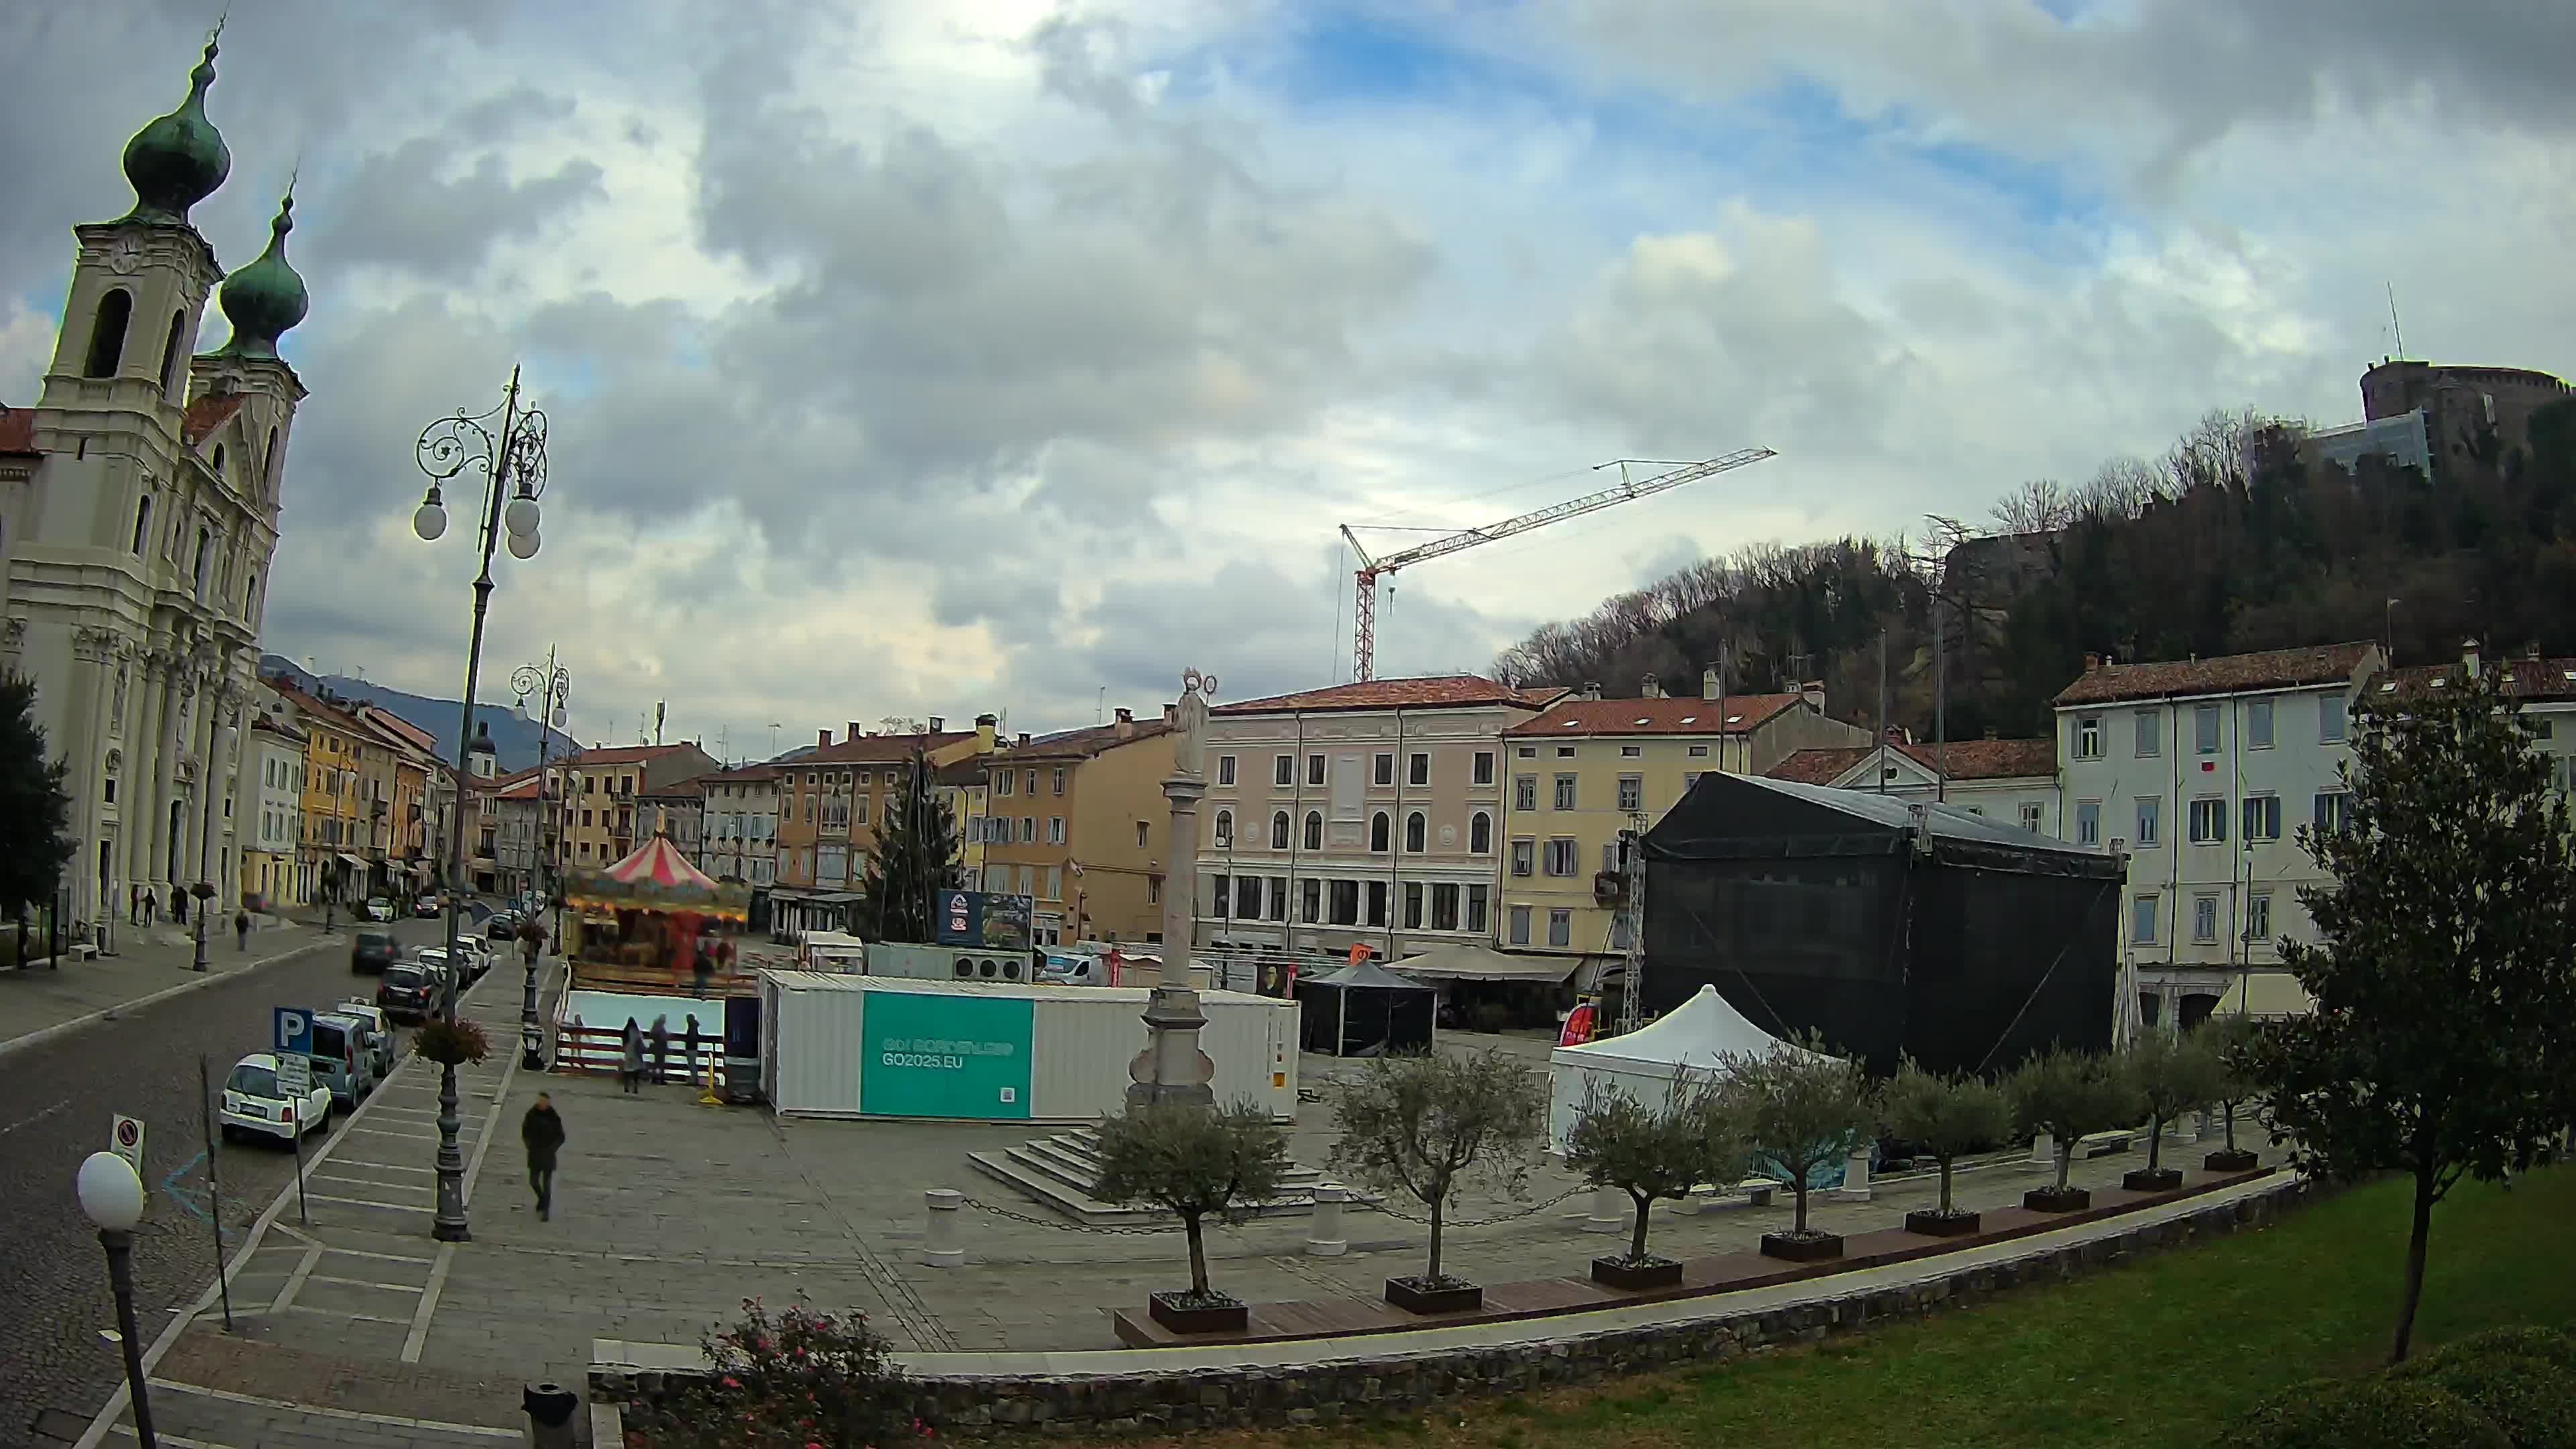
1387, 943, 1581, 984
336, 853, 368, 873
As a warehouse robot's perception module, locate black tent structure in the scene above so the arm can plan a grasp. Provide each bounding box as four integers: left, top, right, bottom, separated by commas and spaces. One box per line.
1295, 959, 1438, 1057
1642, 773, 2121, 1077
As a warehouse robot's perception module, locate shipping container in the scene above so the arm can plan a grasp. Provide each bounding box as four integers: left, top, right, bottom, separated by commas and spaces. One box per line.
759, 971, 1298, 1122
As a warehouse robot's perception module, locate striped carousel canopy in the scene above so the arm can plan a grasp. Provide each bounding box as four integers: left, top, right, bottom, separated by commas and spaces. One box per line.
602, 830, 717, 890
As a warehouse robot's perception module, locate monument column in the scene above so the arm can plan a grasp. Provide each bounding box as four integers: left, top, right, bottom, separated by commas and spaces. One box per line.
1127, 668, 1219, 1110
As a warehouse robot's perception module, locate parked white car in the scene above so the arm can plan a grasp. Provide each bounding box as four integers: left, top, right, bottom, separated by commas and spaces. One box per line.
364, 898, 395, 923
217, 1052, 331, 1145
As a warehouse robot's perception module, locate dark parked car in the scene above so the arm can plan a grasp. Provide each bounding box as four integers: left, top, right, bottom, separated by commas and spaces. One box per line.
486, 912, 521, 943
351, 931, 400, 974
375, 963, 439, 1024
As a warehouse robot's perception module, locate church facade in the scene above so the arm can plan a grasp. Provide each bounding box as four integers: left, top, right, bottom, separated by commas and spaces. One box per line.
0, 32, 312, 941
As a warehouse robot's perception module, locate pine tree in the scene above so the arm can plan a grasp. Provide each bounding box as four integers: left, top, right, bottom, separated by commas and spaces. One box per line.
2251, 665, 2576, 1364
857, 750, 963, 943
0, 669, 77, 919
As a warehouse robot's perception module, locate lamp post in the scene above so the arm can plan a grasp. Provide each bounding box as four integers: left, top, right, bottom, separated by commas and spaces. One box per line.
77, 1151, 157, 1448
511, 653, 570, 1071
411, 366, 549, 1242
188, 879, 214, 972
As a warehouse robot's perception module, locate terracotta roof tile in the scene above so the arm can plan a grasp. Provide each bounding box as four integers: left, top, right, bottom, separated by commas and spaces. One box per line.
1766, 736, 2057, 786
697, 763, 782, 784
1000, 720, 1172, 760
1215, 674, 1563, 715
1505, 693, 1805, 737
181, 394, 247, 446
2377, 656, 2576, 703
0, 407, 36, 455
568, 743, 700, 766
800, 731, 974, 765
2053, 642, 2377, 706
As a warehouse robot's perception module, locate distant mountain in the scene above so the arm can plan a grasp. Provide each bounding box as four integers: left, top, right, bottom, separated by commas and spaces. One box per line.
259, 655, 576, 773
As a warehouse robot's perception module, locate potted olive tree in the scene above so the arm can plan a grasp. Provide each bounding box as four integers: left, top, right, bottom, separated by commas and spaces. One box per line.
2007, 1047, 2140, 1212
1879, 1057, 2012, 1237
1329, 1050, 1546, 1314
1727, 1033, 1874, 1263
2123, 1030, 2223, 1192
1562, 1072, 1750, 1290
2200, 1014, 2265, 1173
1093, 1099, 1291, 1335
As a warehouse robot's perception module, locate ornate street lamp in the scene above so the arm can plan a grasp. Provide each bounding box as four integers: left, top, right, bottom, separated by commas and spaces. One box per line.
411, 366, 548, 1242
511, 652, 570, 1071
77, 1151, 157, 1447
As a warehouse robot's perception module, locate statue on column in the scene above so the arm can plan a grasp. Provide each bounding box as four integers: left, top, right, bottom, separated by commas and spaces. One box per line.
1172, 669, 1218, 778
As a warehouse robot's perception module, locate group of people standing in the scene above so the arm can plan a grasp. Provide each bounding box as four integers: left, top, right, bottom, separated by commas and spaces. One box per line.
615, 1013, 710, 1092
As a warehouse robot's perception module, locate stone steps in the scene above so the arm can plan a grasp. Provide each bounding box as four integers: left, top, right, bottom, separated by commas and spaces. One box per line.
967, 1126, 1364, 1226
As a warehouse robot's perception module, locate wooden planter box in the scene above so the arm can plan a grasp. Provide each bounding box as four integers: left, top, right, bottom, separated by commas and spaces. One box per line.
1904, 1208, 1981, 1237
1146, 1291, 1248, 1336
1384, 1275, 1483, 1315
1759, 1231, 1844, 1263
1590, 1254, 1684, 1291
2122, 1167, 2184, 1193
2024, 1186, 2092, 1213
2203, 1148, 2260, 1173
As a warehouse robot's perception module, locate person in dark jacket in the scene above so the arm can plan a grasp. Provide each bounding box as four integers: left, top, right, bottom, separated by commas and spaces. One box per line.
521, 1093, 566, 1220
649, 1015, 670, 1085
234, 910, 251, 951
619, 1018, 644, 1093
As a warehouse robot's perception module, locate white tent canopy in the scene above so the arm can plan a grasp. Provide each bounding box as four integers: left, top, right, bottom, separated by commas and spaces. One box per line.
1545, 984, 1833, 1152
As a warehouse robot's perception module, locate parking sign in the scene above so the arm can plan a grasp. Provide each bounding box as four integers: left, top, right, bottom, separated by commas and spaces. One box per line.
274, 1007, 311, 1057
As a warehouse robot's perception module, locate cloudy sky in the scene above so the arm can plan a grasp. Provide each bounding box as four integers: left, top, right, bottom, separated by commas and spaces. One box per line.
7, 1, 2571, 757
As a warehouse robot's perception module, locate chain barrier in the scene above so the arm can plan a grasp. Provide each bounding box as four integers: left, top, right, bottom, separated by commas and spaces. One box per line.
1351, 1185, 1586, 1229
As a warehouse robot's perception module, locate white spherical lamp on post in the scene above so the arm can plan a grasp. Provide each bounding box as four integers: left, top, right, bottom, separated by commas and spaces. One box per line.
76, 1151, 157, 1446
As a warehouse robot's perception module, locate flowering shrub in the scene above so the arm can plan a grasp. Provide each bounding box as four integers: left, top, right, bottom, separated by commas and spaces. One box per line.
643, 1297, 918, 1448
413, 1016, 490, 1067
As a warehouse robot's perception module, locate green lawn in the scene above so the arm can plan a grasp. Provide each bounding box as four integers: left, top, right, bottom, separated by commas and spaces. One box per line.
1162, 1163, 2575, 1449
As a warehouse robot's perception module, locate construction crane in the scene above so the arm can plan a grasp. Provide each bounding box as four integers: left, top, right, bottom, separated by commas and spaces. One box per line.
1338, 448, 1778, 680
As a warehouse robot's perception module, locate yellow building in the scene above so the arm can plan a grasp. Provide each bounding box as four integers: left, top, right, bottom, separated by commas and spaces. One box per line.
980, 709, 1173, 947
771, 717, 994, 936
565, 743, 720, 869
1497, 680, 1868, 967
934, 756, 992, 881
262, 678, 372, 905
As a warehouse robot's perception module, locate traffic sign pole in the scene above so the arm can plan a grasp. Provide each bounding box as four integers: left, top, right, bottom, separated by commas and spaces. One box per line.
197, 1055, 233, 1333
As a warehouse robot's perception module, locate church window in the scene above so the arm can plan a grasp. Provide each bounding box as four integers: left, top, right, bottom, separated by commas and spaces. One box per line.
193, 527, 211, 592
158, 311, 186, 396
211, 444, 225, 480
129, 496, 152, 555
265, 427, 280, 492
245, 571, 258, 616
84, 289, 132, 378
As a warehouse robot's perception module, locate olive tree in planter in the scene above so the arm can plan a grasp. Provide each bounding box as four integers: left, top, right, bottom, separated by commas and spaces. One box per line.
2123, 1030, 2224, 1191
1879, 1058, 2012, 1237
1562, 1073, 1750, 1290
2199, 1014, 2265, 1172
1727, 1032, 1874, 1263
2006, 1047, 2140, 1212
1092, 1099, 1291, 1335
1328, 1049, 1546, 1314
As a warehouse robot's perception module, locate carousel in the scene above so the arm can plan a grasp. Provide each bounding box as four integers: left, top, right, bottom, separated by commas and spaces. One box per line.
563, 814, 754, 990
552, 816, 759, 1080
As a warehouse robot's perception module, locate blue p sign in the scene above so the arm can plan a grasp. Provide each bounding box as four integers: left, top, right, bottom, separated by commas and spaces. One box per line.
274, 1007, 311, 1057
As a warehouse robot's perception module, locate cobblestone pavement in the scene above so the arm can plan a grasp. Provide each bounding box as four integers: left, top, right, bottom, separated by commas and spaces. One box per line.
0, 914, 471, 1444
30, 921, 551, 1448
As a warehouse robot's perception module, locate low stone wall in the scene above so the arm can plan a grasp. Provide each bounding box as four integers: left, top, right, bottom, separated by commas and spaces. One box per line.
597, 1177, 2310, 1439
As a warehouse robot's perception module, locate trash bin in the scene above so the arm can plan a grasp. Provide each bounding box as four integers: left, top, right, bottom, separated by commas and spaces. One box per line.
523, 1381, 579, 1448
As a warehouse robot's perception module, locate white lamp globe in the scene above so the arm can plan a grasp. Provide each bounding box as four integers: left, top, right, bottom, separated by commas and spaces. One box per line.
504, 494, 541, 538
412, 499, 448, 542
76, 1152, 145, 1232
506, 528, 540, 561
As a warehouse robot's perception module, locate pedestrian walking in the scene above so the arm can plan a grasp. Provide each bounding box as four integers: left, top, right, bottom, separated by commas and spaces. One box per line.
619, 1018, 645, 1094
682, 1018, 701, 1087
234, 909, 251, 952
128, 885, 140, 925
521, 1092, 566, 1221
142, 888, 158, 924
649, 1015, 670, 1085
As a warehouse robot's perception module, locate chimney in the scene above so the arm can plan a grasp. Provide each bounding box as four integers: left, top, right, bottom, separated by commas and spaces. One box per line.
1802, 680, 1825, 712
847, 720, 863, 742
1581, 680, 1603, 700
1114, 707, 1135, 739
2462, 637, 2481, 676
1017, 732, 1031, 747
1640, 673, 1663, 698
818, 728, 832, 749
1702, 667, 1720, 701
2084, 652, 2100, 672
975, 713, 998, 752
1163, 703, 1177, 727
928, 716, 945, 733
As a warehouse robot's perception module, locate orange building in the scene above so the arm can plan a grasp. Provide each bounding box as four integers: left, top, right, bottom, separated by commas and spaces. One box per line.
769, 717, 995, 936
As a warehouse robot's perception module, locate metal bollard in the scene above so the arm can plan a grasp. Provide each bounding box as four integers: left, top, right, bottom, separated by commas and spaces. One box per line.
920, 1187, 964, 1268
1830, 1144, 1872, 1201
1582, 1184, 1625, 1234
1305, 1184, 1349, 1256
2029, 1132, 2056, 1169
523, 1381, 578, 1449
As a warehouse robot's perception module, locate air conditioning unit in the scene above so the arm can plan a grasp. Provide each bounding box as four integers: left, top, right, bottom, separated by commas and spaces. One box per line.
1000, 959, 1023, 981
953, 957, 975, 979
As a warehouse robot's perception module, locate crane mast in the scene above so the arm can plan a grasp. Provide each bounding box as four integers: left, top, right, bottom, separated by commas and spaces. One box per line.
1340, 447, 1777, 681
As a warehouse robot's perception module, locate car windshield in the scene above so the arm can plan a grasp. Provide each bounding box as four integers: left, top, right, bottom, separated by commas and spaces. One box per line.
359, 933, 395, 950
227, 1063, 280, 1097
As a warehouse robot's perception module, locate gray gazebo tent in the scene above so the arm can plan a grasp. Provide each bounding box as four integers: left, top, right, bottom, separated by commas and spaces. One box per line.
1295, 959, 1437, 1057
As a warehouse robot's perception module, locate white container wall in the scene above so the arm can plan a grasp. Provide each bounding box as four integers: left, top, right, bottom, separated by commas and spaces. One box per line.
759, 971, 1298, 1122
